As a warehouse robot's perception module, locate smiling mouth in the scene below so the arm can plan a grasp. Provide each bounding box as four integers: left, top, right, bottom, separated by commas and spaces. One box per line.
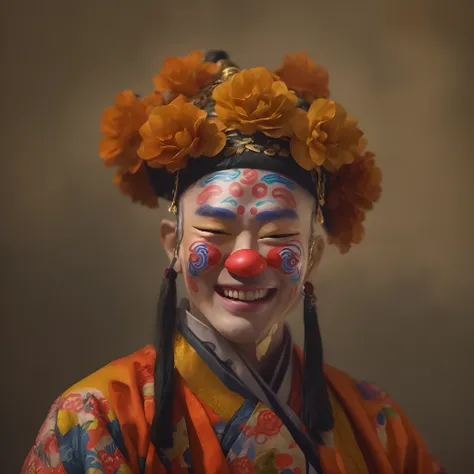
215, 285, 277, 303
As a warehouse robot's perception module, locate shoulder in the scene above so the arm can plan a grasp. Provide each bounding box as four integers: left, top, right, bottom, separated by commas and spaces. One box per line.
61, 344, 155, 400
324, 364, 391, 405
23, 347, 155, 473
324, 365, 447, 473
324, 364, 403, 426
55, 345, 156, 436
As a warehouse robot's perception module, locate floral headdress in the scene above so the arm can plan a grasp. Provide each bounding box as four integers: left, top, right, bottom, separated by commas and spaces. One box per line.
99, 50, 382, 253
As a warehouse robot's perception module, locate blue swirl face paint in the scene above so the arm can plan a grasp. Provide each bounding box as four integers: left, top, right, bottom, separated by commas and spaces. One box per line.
188, 241, 222, 277
255, 199, 276, 207
221, 196, 239, 206
266, 241, 303, 283
260, 173, 296, 190
201, 170, 242, 185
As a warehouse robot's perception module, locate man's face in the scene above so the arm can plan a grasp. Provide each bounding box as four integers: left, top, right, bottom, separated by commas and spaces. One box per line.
172, 169, 318, 344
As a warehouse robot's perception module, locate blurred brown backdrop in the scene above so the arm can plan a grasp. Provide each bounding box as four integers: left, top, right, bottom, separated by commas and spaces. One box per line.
2, 0, 473, 473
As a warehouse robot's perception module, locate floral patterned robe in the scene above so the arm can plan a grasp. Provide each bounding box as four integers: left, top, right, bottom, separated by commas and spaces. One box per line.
22, 311, 447, 474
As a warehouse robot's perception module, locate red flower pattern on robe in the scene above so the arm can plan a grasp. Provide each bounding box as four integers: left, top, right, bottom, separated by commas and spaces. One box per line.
60, 393, 83, 412
229, 456, 256, 474
255, 410, 283, 437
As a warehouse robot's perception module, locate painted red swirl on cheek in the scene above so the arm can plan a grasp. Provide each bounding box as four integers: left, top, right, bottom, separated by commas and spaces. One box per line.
272, 188, 296, 208
240, 169, 258, 185
196, 185, 223, 205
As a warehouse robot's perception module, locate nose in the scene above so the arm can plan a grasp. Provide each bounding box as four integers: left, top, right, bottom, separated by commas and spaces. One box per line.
225, 249, 267, 278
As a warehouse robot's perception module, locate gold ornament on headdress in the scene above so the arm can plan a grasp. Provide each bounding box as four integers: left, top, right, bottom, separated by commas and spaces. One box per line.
190, 59, 241, 110
217, 59, 240, 81
168, 170, 180, 214
315, 166, 326, 225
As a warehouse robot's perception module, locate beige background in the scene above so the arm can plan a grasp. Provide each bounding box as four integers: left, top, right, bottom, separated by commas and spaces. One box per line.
2, 0, 473, 473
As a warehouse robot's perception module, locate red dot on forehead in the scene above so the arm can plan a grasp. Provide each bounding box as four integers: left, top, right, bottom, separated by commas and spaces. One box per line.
240, 169, 258, 185
250, 207, 257, 215
252, 183, 268, 198
229, 182, 244, 197
237, 205, 245, 215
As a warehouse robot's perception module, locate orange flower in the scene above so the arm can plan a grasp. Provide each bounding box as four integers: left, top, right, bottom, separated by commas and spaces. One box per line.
153, 51, 220, 97
327, 203, 365, 254
332, 151, 382, 210
113, 164, 158, 209
142, 91, 164, 115
290, 99, 363, 172
213, 67, 298, 138
99, 90, 147, 173
137, 96, 226, 172
326, 151, 382, 253
275, 52, 330, 101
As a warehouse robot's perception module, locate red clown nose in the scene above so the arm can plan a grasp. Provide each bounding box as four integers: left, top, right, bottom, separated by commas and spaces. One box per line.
225, 249, 267, 278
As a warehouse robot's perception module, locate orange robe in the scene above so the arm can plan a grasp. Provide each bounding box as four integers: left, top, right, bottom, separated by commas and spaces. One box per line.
22, 332, 446, 474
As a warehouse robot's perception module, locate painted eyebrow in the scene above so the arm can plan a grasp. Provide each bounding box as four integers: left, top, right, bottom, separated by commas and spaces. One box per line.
195, 204, 237, 219
255, 209, 298, 221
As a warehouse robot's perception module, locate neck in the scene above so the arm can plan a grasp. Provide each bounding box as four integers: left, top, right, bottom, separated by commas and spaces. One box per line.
231, 325, 285, 383
188, 302, 286, 381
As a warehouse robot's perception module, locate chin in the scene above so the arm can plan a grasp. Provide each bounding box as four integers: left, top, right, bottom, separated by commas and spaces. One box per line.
206, 310, 267, 344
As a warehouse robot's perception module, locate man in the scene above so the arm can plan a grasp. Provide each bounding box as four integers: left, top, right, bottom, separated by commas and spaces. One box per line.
22, 50, 446, 473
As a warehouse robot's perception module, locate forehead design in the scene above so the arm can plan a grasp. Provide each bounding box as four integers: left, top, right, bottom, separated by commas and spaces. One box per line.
191, 169, 303, 220
197, 170, 298, 194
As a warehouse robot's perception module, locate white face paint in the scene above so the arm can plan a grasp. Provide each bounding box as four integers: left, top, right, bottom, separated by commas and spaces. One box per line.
174, 169, 316, 344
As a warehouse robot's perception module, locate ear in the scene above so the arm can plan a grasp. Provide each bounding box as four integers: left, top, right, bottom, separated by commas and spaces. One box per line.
306, 234, 325, 277
159, 219, 183, 273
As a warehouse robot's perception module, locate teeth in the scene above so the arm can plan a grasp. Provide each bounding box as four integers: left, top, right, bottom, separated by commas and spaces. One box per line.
221, 288, 271, 301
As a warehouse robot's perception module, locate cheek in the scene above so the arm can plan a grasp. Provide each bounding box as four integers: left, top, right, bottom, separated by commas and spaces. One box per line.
186, 241, 222, 292
266, 241, 304, 285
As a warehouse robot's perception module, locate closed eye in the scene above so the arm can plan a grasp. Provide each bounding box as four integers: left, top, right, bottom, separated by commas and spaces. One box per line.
261, 233, 300, 239
193, 226, 232, 236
